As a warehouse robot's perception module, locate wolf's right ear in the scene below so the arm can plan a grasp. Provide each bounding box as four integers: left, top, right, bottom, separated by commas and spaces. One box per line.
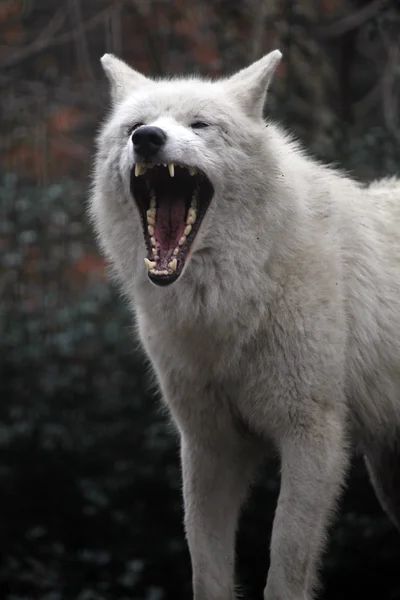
226, 50, 282, 119
101, 54, 150, 104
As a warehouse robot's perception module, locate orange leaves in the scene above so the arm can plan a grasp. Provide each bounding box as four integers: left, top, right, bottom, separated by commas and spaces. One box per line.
48, 107, 84, 134
0, 1, 24, 59
322, 0, 345, 14
2, 21, 23, 44
193, 42, 220, 68
0, 1, 20, 24
2, 146, 46, 181
67, 254, 106, 290
1, 105, 89, 182
72, 254, 105, 277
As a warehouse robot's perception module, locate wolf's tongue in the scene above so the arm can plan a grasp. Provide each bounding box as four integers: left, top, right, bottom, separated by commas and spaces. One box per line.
155, 197, 186, 250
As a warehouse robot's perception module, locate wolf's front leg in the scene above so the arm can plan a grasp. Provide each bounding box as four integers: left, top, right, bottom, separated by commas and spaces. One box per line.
181, 431, 259, 600
264, 413, 348, 600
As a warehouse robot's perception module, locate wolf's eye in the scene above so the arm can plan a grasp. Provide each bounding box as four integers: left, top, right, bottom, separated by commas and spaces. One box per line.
190, 121, 209, 129
128, 122, 144, 135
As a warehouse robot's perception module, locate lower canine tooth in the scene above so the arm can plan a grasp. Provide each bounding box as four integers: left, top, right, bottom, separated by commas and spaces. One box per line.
179, 235, 186, 246
168, 163, 175, 177
169, 258, 177, 272
144, 258, 156, 270
135, 164, 146, 177
184, 225, 192, 236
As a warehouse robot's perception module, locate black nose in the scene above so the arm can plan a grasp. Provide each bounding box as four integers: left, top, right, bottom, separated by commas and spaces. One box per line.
132, 126, 167, 158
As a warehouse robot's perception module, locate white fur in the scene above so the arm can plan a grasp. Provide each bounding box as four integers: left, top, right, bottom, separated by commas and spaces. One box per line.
90, 51, 400, 600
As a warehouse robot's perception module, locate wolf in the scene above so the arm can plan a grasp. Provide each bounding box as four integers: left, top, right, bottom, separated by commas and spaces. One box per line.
90, 49, 400, 600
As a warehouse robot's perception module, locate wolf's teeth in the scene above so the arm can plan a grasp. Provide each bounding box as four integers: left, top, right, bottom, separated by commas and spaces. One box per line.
148, 225, 154, 236
189, 167, 196, 176
184, 225, 192, 236
173, 247, 179, 255
135, 163, 146, 177
150, 236, 156, 246
144, 258, 156, 270
150, 197, 156, 209
191, 194, 197, 208
178, 235, 186, 246
168, 162, 175, 177
147, 207, 156, 218
187, 208, 197, 225
169, 258, 177, 272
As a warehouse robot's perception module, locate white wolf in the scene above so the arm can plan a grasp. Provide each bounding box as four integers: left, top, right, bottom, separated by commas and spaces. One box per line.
90, 50, 400, 600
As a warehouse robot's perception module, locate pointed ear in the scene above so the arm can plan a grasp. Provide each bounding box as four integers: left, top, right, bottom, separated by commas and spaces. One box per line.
101, 53, 150, 104
226, 50, 282, 119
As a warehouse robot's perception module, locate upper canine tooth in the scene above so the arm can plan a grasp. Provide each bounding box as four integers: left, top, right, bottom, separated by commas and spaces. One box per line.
135, 163, 146, 177
189, 167, 196, 176
168, 163, 175, 177
144, 258, 156, 270
146, 209, 155, 226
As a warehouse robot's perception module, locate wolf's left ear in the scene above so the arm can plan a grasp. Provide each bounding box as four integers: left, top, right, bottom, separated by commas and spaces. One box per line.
226, 50, 282, 119
101, 53, 150, 104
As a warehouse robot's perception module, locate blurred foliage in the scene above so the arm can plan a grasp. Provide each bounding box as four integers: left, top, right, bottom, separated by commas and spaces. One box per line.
0, 0, 400, 599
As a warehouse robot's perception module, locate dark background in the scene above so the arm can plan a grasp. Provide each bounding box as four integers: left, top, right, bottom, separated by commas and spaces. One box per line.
1, 1, 400, 599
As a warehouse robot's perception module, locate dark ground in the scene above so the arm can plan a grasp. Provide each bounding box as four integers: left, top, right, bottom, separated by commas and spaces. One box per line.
0, 349, 399, 599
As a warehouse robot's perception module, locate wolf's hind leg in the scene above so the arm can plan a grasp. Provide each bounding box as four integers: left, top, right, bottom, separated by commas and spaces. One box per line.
364, 438, 400, 531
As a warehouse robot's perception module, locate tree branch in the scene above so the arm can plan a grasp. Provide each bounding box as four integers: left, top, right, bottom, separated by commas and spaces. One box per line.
316, 0, 387, 39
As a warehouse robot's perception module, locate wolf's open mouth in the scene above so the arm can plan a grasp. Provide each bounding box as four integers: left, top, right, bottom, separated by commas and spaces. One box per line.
131, 162, 214, 286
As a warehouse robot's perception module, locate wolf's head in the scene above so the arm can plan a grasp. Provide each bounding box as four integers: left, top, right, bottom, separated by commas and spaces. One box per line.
91, 50, 284, 292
